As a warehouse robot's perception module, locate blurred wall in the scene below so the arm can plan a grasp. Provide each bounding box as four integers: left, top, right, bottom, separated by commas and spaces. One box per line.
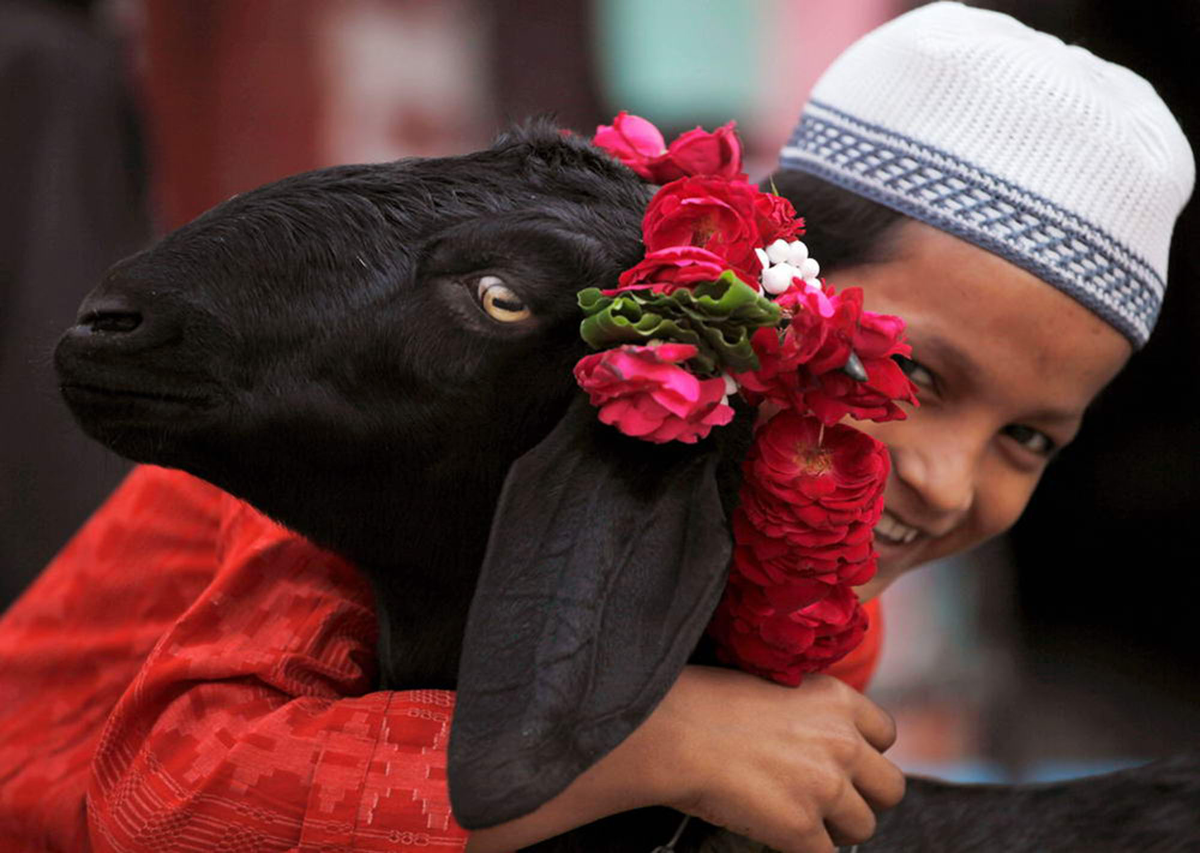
0, 0, 145, 604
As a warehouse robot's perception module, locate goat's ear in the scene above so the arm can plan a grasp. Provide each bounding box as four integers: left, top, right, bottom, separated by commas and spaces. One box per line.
449, 393, 733, 828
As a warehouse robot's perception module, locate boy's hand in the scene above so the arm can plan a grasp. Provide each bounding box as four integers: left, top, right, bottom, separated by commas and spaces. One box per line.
637, 666, 905, 853
466, 665, 904, 853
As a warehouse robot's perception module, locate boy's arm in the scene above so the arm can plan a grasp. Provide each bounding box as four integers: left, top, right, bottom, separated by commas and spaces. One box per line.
84, 494, 471, 851
0, 466, 223, 846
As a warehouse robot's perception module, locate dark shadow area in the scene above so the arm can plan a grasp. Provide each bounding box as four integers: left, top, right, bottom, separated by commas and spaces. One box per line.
974, 0, 1200, 760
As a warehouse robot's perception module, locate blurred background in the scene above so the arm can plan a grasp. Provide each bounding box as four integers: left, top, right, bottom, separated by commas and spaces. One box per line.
2, 0, 1197, 784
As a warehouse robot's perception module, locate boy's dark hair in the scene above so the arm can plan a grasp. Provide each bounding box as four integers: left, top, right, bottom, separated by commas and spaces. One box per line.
766, 168, 908, 274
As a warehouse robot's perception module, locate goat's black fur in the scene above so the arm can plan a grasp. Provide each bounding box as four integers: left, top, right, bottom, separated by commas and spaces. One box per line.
57, 122, 1199, 851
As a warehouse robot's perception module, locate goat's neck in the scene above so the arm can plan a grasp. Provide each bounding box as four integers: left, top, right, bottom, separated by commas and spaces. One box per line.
355, 475, 503, 690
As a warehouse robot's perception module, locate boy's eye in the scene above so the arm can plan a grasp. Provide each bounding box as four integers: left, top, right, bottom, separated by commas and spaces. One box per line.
1003, 424, 1056, 457
892, 354, 935, 388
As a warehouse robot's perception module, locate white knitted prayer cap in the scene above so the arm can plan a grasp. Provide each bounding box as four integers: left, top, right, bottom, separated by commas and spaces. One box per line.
779, 1, 1194, 347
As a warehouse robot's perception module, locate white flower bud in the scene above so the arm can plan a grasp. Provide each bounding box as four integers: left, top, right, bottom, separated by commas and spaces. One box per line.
803, 277, 822, 291
765, 238, 791, 265
799, 257, 820, 280
754, 247, 770, 269
722, 372, 738, 395
762, 263, 799, 294
786, 240, 809, 265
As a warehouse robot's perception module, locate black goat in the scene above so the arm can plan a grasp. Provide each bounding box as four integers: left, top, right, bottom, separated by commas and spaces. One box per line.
56, 122, 743, 844
55, 124, 1198, 851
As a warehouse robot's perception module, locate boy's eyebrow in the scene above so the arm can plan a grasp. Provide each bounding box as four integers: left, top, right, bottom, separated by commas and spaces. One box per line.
909, 330, 982, 385
911, 331, 1082, 424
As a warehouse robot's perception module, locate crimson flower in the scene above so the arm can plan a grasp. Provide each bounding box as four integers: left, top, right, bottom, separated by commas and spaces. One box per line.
737, 285, 919, 424
641, 177, 769, 281
607, 246, 729, 296
744, 411, 888, 529
731, 510, 877, 588
658, 121, 745, 182
709, 574, 869, 686
752, 191, 805, 247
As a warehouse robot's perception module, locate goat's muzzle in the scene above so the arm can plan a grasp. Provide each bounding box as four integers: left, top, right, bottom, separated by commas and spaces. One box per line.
55, 269, 223, 463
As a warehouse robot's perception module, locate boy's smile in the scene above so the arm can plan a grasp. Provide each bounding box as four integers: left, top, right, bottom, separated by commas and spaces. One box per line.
838, 221, 1132, 600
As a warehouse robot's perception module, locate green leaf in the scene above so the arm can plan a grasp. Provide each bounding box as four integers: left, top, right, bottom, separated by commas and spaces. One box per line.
577, 273, 780, 375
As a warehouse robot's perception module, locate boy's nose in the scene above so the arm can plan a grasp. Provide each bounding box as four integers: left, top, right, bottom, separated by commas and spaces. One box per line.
891, 440, 976, 534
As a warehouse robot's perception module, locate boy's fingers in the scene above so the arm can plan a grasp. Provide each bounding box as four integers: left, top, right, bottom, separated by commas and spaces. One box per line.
854, 751, 907, 812
824, 787, 878, 848
853, 697, 897, 753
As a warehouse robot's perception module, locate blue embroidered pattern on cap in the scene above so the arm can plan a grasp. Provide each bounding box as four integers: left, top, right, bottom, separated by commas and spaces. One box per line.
780, 99, 1163, 347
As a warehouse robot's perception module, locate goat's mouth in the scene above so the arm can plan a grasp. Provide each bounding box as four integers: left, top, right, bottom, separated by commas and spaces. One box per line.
60, 382, 213, 408
59, 379, 222, 463
59, 381, 219, 428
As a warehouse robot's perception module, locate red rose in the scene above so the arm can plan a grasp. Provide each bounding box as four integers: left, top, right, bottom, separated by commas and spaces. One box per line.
573, 343, 734, 444
857, 308, 908, 358
752, 191, 805, 246
797, 586, 870, 669
805, 359, 917, 425
641, 177, 767, 281
592, 112, 666, 181
732, 286, 844, 411
773, 276, 834, 320
738, 285, 919, 424
799, 287, 918, 424
660, 121, 745, 181
731, 544, 837, 600
795, 286, 863, 376
607, 246, 728, 295
730, 327, 802, 408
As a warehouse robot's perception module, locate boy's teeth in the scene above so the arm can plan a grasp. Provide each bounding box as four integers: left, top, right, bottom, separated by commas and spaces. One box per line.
874, 510, 921, 544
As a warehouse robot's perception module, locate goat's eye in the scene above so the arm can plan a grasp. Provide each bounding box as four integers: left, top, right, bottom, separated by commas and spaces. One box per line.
477, 276, 531, 323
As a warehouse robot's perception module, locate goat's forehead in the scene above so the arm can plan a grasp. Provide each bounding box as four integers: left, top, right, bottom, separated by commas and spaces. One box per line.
146, 140, 649, 284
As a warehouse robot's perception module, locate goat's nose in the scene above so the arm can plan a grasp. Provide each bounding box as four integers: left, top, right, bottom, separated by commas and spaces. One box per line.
67, 286, 182, 352
78, 300, 143, 334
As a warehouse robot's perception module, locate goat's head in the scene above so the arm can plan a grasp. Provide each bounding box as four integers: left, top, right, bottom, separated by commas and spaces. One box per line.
57, 123, 650, 571
56, 122, 741, 829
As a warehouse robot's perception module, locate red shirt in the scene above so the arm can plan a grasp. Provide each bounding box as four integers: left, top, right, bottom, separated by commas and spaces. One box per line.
0, 465, 880, 851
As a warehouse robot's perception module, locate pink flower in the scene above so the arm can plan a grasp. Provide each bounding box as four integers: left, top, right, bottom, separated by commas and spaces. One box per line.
606, 246, 728, 296
573, 344, 734, 444
592, 112, 666, 180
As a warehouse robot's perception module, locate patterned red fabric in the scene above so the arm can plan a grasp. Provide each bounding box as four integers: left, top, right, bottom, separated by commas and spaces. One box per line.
0, 464, 880, 851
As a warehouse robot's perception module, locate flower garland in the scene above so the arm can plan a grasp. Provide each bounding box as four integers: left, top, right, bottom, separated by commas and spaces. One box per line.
578, 112, 918, 686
